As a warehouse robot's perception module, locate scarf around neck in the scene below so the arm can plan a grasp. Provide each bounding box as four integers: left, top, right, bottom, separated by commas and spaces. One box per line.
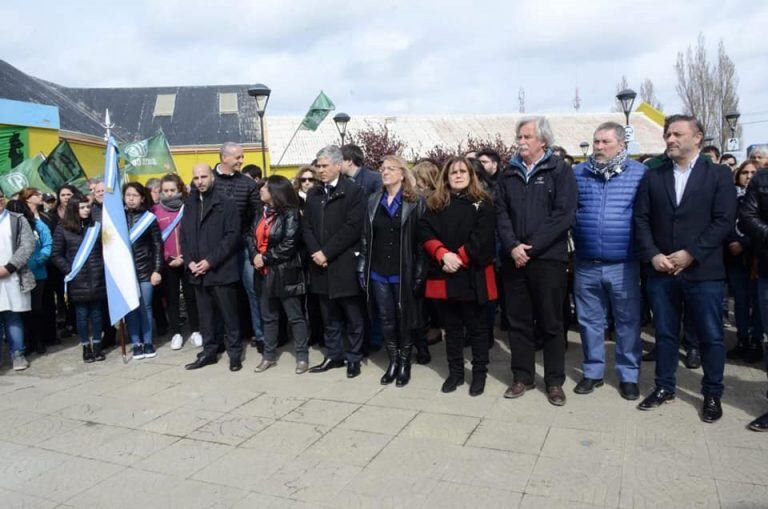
587, 150, 628, 180
160, 193, 184, 211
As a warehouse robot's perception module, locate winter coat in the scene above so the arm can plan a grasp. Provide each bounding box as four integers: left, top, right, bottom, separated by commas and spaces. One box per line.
180, 184, 241, 287
28, 219, 52, 280
302, 175, 364, 298
738, 169, 768, 276
572, 158, 647, 262
152, 203, 183, 261
349, 166, 383, 197
247, 208, 306, 298
495, 150, 577, 263
213, 165, 262, 237
51, 221, 106, 303
359, 192, 426, 337
725, 191, 754, 270
419, 192, 497, 304
126, 209, 163, 282
3, 211, 36, 293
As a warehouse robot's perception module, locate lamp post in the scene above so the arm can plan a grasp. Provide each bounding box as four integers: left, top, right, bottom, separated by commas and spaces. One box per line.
724, 111, 741, 153
248, 84, 271, 175
616, 88, 637, 127
579, 141, 590, 160
333, 113, 351, 146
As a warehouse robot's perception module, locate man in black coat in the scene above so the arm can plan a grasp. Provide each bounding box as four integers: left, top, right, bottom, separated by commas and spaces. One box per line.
341, 144, 382, 197
633, 114, 736, 422
303, 145, 366, 378
181, 163, 243, 371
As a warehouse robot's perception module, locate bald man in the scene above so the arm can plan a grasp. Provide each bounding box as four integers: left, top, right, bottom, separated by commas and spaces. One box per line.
181, 163, 243, 371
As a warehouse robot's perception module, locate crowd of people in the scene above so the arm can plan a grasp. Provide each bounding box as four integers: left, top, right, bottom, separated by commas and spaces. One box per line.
2, 115, 768, 430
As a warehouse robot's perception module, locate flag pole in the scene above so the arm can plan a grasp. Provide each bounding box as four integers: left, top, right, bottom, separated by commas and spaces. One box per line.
275, 123, 302, 167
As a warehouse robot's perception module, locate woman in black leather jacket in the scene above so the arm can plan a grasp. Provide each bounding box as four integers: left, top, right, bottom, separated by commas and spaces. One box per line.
123, 182, 163, 360
247, 176, 309, 374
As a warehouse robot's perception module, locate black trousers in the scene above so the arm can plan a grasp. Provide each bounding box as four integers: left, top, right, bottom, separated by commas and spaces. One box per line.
318, 294, 364, 362
164, 265, 199, 334
195, 283, 242, 361
24, 280, 47, 354
503, 259, 568, 386
439, 300, 489, 377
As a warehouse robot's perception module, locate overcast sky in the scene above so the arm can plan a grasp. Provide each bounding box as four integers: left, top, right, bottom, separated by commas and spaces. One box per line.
3, 0, 767, 149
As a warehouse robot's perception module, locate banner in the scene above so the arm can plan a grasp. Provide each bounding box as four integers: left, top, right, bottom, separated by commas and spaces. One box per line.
0, 126, 29, 175
299, 91, 335, 131
0, 154, 53, 196
39, 140, 89, 193
122, 132, 177, 175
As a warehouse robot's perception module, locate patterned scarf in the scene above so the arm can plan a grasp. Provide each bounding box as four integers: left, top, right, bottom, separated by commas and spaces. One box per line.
587, 150, 628, 180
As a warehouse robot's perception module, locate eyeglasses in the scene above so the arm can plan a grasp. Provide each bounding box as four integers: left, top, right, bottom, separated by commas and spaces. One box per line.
380, 166, 403, 172
299, 178, 314, 183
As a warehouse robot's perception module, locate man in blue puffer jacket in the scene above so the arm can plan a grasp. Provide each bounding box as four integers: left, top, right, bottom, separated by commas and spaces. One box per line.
572, 122, 647, 401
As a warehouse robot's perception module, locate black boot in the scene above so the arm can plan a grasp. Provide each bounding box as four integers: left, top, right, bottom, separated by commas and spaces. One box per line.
82, 344, 94, 363
469, 372, 486, 396
726, 338, 749, 360
414, 336, 431, 365
92, 342, 106, 362
396, 346, 412, 387
380, 343, 399, 385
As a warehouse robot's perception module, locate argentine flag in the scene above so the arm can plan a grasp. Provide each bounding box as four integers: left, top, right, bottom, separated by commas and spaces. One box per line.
102, 136, 140, 324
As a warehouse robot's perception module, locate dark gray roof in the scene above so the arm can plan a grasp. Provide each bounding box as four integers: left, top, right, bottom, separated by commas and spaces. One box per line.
0, 60, 262, 145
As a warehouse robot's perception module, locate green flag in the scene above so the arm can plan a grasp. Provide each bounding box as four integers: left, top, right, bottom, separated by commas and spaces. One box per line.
39, 140, 89, 193
299, 91, 335, 131
122, 132, 177, 175
0, 154, 53, 196
0, 126, 29, 175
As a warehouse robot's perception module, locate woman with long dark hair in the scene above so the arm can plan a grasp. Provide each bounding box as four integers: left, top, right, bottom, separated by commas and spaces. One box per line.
358, 155, 425, 386
248, 175, 310, 374
419, 157, 497, 396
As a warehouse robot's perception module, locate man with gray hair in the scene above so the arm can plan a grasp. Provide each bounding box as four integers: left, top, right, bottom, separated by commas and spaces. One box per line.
302, 145, 366, 378
571, 122, 647, 401
495, 116, 577, 406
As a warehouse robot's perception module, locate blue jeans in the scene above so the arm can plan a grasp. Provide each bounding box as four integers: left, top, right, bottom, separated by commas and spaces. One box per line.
0, 311, 24, 356
727, 264, 763, 344
74, 302, 103, 345
125, 281, 154, 346
241, 247, 264, 340
647, 275, 726, 396
574, 260, 642, 383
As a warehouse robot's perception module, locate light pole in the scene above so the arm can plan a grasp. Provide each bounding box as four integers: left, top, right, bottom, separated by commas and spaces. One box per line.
724, 111, 741, 153
333, 113, 351, 146
248, 84, 271, 175
616, 88, 637, 127
579, 141, 590, 160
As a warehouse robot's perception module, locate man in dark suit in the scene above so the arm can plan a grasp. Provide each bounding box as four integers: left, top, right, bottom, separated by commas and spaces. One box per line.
303, 145, 366, 378
341, 144, 382, 197
633, 114, 737, 422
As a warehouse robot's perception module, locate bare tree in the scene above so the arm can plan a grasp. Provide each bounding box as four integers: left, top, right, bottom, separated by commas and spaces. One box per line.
675, 33, 740, 149
640, 79, 663, 111
518, 88, 526, 113
612, 75, 630, 112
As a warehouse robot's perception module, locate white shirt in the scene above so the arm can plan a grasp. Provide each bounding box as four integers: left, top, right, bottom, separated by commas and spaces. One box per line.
673, 154, 699, 206
325, 176, 340, 193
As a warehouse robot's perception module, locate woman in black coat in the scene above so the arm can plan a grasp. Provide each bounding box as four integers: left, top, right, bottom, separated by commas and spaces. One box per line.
51, 196, 106, 362
358, 155, 425, 387
419, 157, 497, 396
248, 176, 310, 374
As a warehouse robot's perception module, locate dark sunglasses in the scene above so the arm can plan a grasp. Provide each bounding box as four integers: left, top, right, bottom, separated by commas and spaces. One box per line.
299, 177, 315, 183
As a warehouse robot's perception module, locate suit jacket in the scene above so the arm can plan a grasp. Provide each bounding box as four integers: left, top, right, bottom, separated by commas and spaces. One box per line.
350, 166, 382, 197
633, 155, 736, 281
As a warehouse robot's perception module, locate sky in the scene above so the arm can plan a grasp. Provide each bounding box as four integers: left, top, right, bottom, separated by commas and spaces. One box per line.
2, 0, 767, 151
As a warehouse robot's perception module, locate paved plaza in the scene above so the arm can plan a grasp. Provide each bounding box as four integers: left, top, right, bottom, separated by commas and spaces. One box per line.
0, 327, 767, 508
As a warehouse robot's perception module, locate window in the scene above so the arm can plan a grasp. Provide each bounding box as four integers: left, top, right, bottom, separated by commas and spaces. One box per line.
153, 94, 176, 116
218, 93, 238, 114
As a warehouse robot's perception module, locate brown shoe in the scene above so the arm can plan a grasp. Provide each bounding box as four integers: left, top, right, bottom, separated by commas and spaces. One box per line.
504, 382, 535, 399
295, 360, 309, 374
547, 385, 566, 406
254, 359, 277, 373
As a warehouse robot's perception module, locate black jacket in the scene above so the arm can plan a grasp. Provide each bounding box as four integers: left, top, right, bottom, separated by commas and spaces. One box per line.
633, 156, 736, 281
738, 169, 768, 276
495, 152, 577, 263
126, 209, 163, 282
180, 183, 241, 287
213, 165, 262, 237
51, 221, 106, 303
359, 192, 426, 337
302, 176, 364, 298
247, 208, 306, 298
349, 166, 383, 197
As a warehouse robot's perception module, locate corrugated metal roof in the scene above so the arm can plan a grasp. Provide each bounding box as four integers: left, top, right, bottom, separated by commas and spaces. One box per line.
268, 112, 666, 166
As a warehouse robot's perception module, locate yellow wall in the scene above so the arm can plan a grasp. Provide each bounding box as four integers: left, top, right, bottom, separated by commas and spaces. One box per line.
27, 127, 59, 158
69, 141, 106, 178
170, 148, 275, 183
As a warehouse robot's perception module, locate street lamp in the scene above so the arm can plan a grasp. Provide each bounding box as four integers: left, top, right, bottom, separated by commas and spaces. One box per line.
579, 141, 590, 159
616, 88, 637, 127
333, 113, 351, 146
248, 84, 271, 175
725, 111, 741, 137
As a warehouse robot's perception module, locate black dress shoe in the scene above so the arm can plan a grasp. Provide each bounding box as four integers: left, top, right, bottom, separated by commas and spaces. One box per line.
441, 375, 464, 393
309, 357, 345, 373
701, 395, 723, 423
619, 382, 640, 401
726, 343, 748, 360
744, 345, 764, 364
573, 377, 603, 395
469, 374, 486, 397
637, 387, 675, 410
229, 360, 242, 372
184, 356, 217, 370
642, 349, 657, 362
748, 411, 768, 431
684, 348, 702, 369
346, 361, 361, 379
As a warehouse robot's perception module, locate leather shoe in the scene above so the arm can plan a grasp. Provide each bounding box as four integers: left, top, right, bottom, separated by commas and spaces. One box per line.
684, 348, 702, 369
503, 381, 534, 399
573, 378, 603, 395
619, 382, 640, 401
254, 359, 277, 373
637, 387, 675, 410
641, 348, 657, 362
346, 361, 361, 378
546, 385, 566, 406
309, 357, 345, 373
441, 375, 464, 393
184, 356, 217, 370
469, 374, 486, 397
295, 361, 309, 374
701, 395, 723, 423
229, 359, 242, 372
748, 411, 768, 431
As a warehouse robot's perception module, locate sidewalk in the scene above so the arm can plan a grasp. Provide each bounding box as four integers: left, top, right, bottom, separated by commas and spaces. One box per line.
0, 329, 766, 508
